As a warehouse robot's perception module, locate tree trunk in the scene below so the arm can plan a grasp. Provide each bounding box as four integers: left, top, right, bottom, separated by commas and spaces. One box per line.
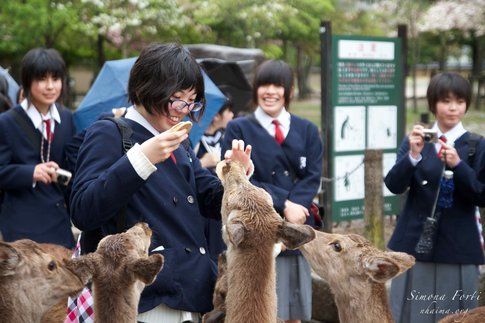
296, 46, 312, 99
438, 34, 447, 72
97, 34, 106, 70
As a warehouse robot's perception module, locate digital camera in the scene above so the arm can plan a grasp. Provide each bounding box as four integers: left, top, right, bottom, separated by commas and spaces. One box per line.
55, 168, 72, 186
423, 129, 438, 143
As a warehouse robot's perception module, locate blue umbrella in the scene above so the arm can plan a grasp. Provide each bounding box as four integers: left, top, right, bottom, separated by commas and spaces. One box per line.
0, 66, 20, 105
74, 57, 226, 146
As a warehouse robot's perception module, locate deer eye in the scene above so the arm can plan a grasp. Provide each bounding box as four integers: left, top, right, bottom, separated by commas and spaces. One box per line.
330, 242, 342, 252
47, 260, 57, 271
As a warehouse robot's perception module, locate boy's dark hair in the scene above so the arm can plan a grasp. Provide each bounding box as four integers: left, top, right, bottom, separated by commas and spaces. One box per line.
128, 43, 205, 121
427, 72, 471, 114
21, 48, 66, 100
252, 60, 294, 110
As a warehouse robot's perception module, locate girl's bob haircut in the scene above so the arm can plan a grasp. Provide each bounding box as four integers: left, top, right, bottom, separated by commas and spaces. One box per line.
252, 59, 294, 110
21, 48, 66, 101
427, 72, 471, 114
128, 43, 205, 121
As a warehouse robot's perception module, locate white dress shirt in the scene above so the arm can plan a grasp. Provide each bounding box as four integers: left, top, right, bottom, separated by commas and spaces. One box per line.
20, 99, 61, 140
254, 106, 291, 138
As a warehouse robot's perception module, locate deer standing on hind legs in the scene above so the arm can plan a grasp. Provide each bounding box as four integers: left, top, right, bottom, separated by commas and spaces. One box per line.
211, 160, 315, 323
300, 230, 415, 323
0, 239, 90, 323
68, 222, 164, 323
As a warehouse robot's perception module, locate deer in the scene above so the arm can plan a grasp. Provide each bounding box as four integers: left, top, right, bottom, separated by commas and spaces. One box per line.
68, 222, 164, 323
300, 230, 415, 323
211, 160, 315, 323
0, 239, 89, 323
439, 306, 485, 323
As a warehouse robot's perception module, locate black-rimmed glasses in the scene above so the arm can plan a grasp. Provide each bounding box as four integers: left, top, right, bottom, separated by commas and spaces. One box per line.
169, 99, 203, 112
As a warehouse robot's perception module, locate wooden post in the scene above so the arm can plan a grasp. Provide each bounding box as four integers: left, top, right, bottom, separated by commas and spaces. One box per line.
320, 20, 332, 232
364, 149, 385, 250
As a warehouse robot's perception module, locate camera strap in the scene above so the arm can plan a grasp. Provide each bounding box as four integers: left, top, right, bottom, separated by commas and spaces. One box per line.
429, 164, 446, 220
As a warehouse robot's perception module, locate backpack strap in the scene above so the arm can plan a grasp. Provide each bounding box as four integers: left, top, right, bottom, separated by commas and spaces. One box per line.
102, 116, 134, 153
467, 132, 483, 168
8, 108, 41, 152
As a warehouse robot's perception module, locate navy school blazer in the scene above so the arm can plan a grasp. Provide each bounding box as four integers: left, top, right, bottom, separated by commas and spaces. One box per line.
70, 118, 223, 313
0, 105, 75, 248
385, 132, 485, 264
222, 114, 323, 256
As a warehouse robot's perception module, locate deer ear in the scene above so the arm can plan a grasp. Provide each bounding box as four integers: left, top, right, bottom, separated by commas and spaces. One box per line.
226, 221, 245, 247
363, 252, 415, 283
216, 160, 231, 181
0, 242, 21, 276
127, 254, 164, 285
277, 222, 315, 250
65, 253, 100, 284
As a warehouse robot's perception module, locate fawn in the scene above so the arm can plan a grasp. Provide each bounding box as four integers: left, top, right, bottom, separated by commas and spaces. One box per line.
300, 230, 415, 323
69, 222, 164, 323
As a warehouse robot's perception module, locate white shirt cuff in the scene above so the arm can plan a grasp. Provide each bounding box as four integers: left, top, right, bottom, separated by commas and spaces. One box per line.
408, 152, 422, 166
127, 143, 157, 180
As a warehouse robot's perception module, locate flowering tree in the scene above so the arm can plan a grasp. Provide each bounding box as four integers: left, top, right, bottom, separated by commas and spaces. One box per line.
419, 0, 485, 73
80, 0, 184, 66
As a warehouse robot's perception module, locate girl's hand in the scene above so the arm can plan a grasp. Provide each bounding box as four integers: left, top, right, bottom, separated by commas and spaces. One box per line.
140, 130, 188, 164
224, 139, 253, 174
439, 140, 461, 168
283, 200, 309, 225
409, 125, 425, 158
33, 161, 59, 184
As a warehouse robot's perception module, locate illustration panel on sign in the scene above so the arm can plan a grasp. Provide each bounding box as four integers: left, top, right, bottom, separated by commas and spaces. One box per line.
334, 106, 366, 152
334, 155, 365, 201
367, 105, 397, 149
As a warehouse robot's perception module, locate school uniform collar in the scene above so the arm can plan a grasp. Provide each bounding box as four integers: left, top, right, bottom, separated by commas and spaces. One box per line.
125, 105, 160, 136
254, 106, 291, 137
431, 121, 466, 145
20, 99, 61, 131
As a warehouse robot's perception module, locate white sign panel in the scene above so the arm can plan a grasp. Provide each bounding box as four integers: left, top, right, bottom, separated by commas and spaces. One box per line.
338, 40, 395, 60
334, 155, 365, 202
367, 105, 397, 149
334, 106, 366, 152
383, 153, 397, 197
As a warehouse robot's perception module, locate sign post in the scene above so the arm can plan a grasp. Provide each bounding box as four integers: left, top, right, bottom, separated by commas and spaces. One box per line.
321, 22, 405, 223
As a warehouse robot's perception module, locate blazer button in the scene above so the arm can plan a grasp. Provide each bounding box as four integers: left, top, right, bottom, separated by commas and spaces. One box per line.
284, 170, 290, 176
199, 247, 206, 255
187, 195, 195, 204
271, 171, 276, 176
173, 196, 178, 205
184, 247, 192, 253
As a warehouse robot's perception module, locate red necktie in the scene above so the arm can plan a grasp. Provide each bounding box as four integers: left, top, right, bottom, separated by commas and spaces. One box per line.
43, 119, 54, 142
272, 120, 284, 145
170, 152, 177, 164
437, 135, 447, 158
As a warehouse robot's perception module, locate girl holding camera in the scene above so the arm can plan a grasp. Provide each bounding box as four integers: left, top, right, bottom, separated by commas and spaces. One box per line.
386, 72, 485, 322
0, 48, 75, 248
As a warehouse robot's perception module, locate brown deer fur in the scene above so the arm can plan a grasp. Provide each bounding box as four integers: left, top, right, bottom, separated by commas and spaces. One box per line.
69, 223, 163, 323
202, 251, 228, 323
38, 243, 75, 323
300, 230, 415, 323
215, 160, 315, 323
439, 306, 485, 323
0, 240, 89, 323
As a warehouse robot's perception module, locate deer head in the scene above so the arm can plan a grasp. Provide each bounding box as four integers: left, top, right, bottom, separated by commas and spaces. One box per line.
0, 239, 88, 322
301, 230, 415, 285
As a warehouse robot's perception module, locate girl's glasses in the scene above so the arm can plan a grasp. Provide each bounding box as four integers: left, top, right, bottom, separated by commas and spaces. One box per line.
169, 99, 203, 112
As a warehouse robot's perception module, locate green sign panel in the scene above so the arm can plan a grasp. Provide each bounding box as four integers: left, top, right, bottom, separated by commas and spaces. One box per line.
330, 35, 404, 221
